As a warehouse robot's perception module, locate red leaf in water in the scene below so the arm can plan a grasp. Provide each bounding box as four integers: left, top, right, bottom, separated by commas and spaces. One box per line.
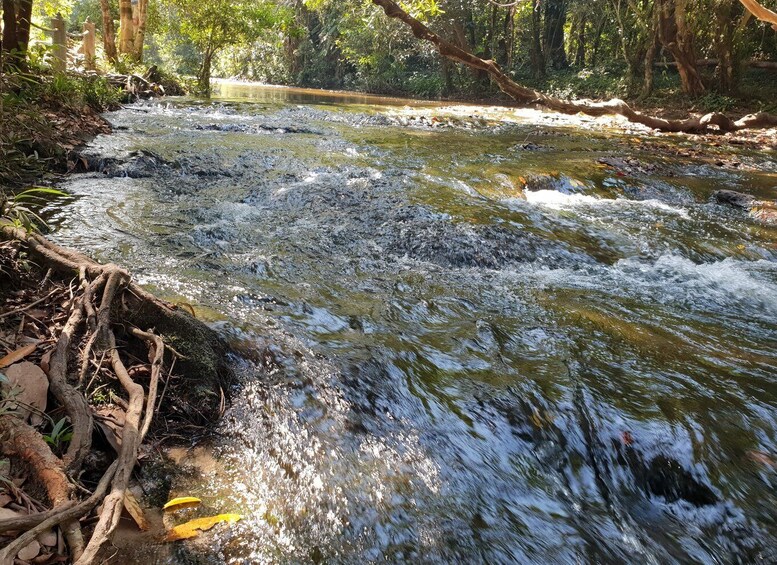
621, 431, 634, 446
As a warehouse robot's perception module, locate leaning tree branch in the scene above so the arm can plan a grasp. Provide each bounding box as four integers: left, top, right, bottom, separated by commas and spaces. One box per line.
739, 0, 777, 29
370, 0, 777, 133
0, 462, 117, 565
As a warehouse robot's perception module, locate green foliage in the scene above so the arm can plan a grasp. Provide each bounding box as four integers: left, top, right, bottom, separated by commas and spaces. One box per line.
43, 417, 74, 448
152, 0, 289, 93
1, 188, 69, 233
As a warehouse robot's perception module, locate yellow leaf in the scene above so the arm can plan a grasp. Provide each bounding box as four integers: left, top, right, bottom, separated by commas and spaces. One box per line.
164, 514, 242, 542
123, 491, 150, 531
163, 496, 202, 511
0, 344, 37, 369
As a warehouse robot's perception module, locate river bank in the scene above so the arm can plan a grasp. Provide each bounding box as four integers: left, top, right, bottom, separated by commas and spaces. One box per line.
0, 73, 237, 563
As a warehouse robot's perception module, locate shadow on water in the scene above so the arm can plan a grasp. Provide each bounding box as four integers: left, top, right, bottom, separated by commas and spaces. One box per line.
46, 85, 777, 563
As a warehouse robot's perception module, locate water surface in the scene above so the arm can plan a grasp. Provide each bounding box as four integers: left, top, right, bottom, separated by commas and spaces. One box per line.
48, 84, 777, 564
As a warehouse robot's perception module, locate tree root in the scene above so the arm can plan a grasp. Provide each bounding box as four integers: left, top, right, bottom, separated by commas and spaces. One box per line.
371, 0, 777, 134
0, 226, 233, 563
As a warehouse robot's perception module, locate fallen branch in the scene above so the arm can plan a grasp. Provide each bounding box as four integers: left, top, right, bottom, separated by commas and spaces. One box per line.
370, 0, 777, 133
0, 463, 117, 565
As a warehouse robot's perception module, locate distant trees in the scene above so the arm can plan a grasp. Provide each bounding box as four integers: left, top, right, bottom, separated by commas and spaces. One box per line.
95, 0, 147, 62
158, 0, 283, 93
4, 0, 777, 100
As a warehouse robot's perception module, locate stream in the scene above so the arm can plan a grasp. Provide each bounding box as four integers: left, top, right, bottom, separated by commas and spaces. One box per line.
46, 82, 776, 563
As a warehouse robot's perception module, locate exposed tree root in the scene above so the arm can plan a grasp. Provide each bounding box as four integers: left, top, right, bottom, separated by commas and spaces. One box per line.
371, 0, 777, 134
0, 226, 233, 564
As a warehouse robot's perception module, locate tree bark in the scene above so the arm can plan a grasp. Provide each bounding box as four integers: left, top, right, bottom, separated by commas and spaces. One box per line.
543, 0, 568, 69
2, 0, 19, 64
118, 0, 134, 56
16, 0, 32, 55
530, 1, 546, 78
198, 48, 214, 95
642, 26, 660, 97
369, 0, 777, 133
738, 0, 777, 28
574, 13, 587, 67
132, 0, 149, 61
99, 0, 118, 62
714, 0, 741, 93
656, 0, 705, 95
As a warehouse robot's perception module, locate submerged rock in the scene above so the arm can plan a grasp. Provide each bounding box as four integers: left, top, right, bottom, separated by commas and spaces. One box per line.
714, 189, 777, 225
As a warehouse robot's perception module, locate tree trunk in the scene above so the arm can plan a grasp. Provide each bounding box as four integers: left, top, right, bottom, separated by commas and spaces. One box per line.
16, 0, 32, 55
503, 6, 515, 70
198, 48, 213, 95
656, 0, 705, 95
574, 14, 587, 67
590, 15, 607, 66
530, 1, 546, 78
2, 0, 18, 65
642, 27, 660, 97
714, 0, 741, 93
132, 0, 149, 62
543, 0, 568, 69
118, 0, 134, 56
99, 0, 118, 62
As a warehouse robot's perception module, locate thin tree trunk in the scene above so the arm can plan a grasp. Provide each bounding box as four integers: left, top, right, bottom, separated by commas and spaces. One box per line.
544, 0, 568, 69
530, 1, 546, 78
575, 14, 587, 67
132, 0, 149, 62
2, 0, 18, 64
99, 0, 118, 62
642, 26, 659, 97
16, 0, 32, 55
714, 0, 740, 92
118, 0, 134, 56
590, 15, 607, 66
504, 6, 515, 70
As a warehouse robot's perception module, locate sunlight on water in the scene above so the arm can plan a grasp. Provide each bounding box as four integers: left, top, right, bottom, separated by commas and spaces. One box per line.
46, 85, 777, 563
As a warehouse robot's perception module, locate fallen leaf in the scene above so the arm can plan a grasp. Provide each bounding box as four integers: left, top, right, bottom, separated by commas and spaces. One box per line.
0, 344, 37, 369
2, 362, 49, 423
0, 507, 22, 521
123, 491, 150, 531
17, 539, 40, 561
164, 514, 241, 542
163, 496, 202, 511
39, 350, 52, 375
0, 493, 12, 507
37, 528, 57, 547
93, 406, 126, 453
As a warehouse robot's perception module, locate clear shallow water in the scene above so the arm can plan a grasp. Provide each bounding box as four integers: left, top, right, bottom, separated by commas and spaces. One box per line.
46, 85, 777, 563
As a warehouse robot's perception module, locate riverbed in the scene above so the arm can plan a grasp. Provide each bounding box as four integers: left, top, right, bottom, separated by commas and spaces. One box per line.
47, 83, 777, 563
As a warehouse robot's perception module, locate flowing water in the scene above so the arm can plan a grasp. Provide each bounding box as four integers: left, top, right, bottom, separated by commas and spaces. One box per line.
46, 83, 777, 563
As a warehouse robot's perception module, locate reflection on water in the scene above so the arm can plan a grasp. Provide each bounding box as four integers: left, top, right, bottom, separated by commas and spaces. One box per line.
212, 79, 446, 108
47, 85, 777, 563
